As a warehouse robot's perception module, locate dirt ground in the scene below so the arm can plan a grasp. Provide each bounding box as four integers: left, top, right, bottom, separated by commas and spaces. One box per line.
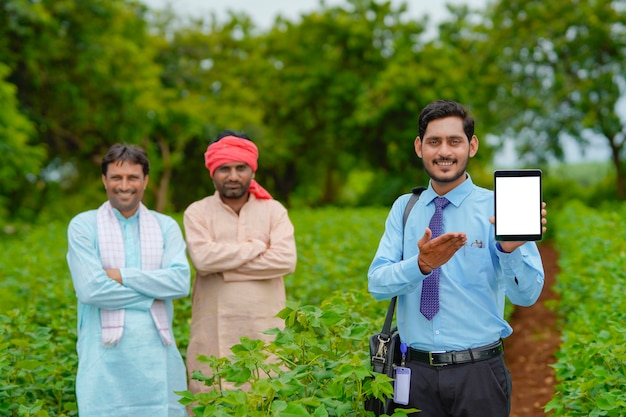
505, 243, 560, 417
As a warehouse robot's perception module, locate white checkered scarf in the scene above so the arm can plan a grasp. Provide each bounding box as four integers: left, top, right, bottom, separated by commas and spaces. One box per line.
96, 201, 173, 347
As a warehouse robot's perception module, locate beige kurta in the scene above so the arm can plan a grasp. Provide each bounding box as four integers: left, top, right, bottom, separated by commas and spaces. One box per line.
183, 192, 297, 393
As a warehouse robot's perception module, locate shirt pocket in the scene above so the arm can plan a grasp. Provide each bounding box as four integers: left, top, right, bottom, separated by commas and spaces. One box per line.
455, 245, 493, 288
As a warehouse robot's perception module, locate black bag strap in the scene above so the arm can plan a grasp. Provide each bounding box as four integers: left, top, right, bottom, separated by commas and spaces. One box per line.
381, 186, 426, 336
402, 187, 426, 230
380, 296, 397, 336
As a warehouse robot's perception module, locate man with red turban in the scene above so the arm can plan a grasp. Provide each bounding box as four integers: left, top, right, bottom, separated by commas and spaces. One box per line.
183, 131, 297, 394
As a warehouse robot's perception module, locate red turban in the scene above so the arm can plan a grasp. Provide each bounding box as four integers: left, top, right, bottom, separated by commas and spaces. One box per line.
204, 136, 272, 200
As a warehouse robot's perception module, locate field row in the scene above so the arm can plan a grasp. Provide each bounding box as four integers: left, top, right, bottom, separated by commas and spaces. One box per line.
0, 207, 391, 416
2, 202, 625, 415
545, 201, 626, 416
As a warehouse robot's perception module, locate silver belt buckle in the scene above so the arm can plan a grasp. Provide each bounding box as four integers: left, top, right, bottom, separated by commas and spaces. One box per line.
429, 351, 447, 366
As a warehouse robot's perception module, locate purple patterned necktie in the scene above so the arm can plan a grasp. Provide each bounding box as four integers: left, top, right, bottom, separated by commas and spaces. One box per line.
420, 196, 450, 320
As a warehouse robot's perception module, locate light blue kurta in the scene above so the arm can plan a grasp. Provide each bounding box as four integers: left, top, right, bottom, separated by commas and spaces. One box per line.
67, 207, 190, 417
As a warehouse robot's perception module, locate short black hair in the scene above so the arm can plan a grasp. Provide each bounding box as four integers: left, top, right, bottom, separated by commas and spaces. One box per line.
101, 144, 150, 176
211, 130, 252, 144
418, 100, 475, 141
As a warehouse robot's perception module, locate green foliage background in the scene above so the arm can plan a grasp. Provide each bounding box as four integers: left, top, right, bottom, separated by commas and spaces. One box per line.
1, 0, 624, 224
2, 0, 626, 414
0, 203, 513, 416
2, 186, 626, 415
0, 207, 393, 416
546, 201, 626, 417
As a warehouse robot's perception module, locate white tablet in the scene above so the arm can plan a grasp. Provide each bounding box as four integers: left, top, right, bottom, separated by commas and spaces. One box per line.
494, 169, 543, 241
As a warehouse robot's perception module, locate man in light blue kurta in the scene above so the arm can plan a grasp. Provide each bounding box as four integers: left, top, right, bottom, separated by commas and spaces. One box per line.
66, 144, 190, 417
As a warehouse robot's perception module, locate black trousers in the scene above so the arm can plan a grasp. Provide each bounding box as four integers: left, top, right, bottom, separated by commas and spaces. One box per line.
390, 354, 512, 417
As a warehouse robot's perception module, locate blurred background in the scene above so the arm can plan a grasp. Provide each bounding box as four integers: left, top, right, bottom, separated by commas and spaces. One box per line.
1, 0, 624, 225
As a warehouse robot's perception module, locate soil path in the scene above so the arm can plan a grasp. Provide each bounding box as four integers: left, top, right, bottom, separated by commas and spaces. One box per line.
505, 243, 560, 417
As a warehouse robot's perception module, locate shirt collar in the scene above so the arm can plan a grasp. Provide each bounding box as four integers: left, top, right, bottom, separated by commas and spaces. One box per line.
111, 206, 140, 223
423, 173, 474, 208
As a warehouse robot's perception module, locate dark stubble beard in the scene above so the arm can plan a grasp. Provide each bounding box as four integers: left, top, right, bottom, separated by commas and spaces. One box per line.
423, 156, 469, 184
217, 178, 252, 200
110, 189, 142, 215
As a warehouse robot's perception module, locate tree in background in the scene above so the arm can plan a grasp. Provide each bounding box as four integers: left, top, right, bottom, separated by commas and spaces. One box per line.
353, 2, 496, 203
2, 0, 622, 224
256, 0, 438, 206
150, 11, 269, 212
148, 0, 445, 208
0, 0, 166, 215
476, 0, 626, 197
0, 64, 45, 221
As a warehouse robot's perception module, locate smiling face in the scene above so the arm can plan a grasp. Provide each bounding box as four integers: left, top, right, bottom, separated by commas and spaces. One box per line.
415, 116, 479, 195
102, 161, 148, 218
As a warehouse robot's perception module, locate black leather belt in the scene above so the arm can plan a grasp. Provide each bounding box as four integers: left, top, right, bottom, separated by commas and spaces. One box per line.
408, 340, 503, 367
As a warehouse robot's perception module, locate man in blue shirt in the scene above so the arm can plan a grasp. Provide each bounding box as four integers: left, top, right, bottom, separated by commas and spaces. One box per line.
67, 144, 190, 416
368, 100, 547, 416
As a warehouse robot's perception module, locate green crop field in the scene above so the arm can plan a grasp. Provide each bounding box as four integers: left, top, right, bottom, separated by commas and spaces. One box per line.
1, 207, 395, 416
2, 202, 625, 416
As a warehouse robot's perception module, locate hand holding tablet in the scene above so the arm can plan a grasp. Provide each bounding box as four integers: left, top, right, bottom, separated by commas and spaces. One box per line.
494, 169, 543, 242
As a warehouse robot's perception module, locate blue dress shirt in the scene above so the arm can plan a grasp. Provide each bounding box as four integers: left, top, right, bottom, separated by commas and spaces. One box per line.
368, 175, 544, 352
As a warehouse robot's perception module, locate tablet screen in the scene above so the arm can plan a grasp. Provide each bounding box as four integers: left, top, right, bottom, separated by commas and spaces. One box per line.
494, 169, 542, 241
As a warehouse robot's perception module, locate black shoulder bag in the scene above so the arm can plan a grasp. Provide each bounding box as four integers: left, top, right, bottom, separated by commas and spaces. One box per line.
365, 186, 425, 416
